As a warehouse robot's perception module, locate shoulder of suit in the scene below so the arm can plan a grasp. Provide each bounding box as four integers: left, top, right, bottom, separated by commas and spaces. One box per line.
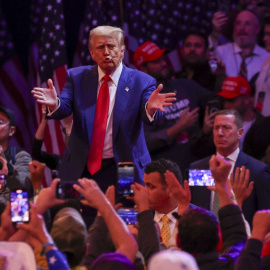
123, 64, 155, 80
67, 65, 96, 75
239, 151, 269, 170
190, 156, 211, 169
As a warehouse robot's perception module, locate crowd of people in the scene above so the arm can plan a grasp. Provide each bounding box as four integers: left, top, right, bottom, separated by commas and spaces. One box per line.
1, 3, 270, 270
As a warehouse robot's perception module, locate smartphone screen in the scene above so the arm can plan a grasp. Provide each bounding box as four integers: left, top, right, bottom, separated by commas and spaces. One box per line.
56, 182, 82, 200
188, 169, 215, 186
118, 162, 135, 196
0, 175, 6, 192
117, 208, 138, 225
10, 190, 29, 224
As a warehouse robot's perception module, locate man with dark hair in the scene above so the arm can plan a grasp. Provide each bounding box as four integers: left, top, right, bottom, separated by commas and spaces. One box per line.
177, 155, 247, 269
176, 30, 226, 93
190, 109, 270, 227
0, 106, 33, 202
143, 158, 196, 247
144, 158, 183, 185
178, 207, 219, 254
133, 41, 212, 174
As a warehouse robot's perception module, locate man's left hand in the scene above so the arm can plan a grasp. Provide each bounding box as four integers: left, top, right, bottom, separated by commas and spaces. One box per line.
147, 84, 176, 116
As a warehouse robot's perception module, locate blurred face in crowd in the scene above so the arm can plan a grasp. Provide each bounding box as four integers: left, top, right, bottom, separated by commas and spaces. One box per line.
0, 112, 15, 144
264, 24, 270, 52
143, 172, 171, 213
233, 10, 260, 49
213, 114, 243, 156
142, 55, 171, 81
182, 34, 208, 65
89, 34, 124, 74
224, 95, 254, 116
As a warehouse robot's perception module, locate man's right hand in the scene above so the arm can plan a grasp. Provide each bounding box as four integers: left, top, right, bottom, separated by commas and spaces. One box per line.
203, 106, 217, 133
177, 107, 199, 130
31, 79, 58, 111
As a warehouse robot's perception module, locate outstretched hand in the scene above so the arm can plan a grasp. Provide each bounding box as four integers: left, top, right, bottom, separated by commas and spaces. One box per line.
147, 84, 176, 116
31, 79, 58, 111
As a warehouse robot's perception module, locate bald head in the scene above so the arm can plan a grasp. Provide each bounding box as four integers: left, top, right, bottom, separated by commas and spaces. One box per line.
234, 10, 260, 49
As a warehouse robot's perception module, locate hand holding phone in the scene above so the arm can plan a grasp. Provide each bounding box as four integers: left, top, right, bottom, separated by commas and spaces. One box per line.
117, 162, 135, 197
56, 182, 83, 200
10, 189, 30, 225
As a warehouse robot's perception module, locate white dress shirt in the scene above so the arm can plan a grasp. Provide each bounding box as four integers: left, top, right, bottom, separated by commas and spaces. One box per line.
216, 43, 270, 81
155, 207, 178, 247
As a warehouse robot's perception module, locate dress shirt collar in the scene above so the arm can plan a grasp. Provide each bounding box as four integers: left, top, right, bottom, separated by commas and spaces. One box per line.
233, 42, 259, 56
217, 147, 240, 162
154, 207, 178, 224
98, 62, 123, 86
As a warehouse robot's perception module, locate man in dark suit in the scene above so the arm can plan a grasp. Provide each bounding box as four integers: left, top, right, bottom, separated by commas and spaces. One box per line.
31, 26, 175, 191
190, 109, 270, 227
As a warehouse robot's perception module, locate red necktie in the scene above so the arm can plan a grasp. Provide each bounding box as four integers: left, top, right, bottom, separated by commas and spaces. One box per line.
87, 75, 111, 175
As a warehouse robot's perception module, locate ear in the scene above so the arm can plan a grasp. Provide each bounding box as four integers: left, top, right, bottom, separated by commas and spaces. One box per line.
89, 48, 95, 62
238, 128, 244, 139
9, 126, 16, 137
120, 46, 125, 59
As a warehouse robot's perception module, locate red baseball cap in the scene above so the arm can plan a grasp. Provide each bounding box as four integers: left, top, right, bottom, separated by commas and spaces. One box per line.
133, 41, 166, 68
218, 76, 251, 99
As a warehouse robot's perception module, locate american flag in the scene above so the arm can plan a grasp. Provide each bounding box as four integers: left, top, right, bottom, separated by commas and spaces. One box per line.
0, 11, 36, 151
122, 0, 220, 70
29, 0, 68, 185
73, 0, 122, 67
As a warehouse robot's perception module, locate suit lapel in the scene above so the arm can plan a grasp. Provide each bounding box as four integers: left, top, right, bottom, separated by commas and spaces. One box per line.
82, 66, 99, 144
113, 65, 133, 141
234, 151, 248, 172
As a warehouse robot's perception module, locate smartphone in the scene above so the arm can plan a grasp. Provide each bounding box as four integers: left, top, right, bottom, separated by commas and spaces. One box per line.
209, 58, 218, 72
56, 182, 83, 200
0, 174, 6, 192
207, 98, 223, 114
117, 162, 135, 196
10, 189, 30, 225
217, 0, 231, 16
117, 208, 138, 225
188, 169, 215, 186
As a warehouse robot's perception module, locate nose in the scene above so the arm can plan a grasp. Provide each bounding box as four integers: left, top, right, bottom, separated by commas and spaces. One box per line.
217, 127, 224, 136
103, 46, 109, 55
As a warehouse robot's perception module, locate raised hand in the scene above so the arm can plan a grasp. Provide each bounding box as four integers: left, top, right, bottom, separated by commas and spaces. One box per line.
147, 84, 176, 116
212, 11, 228, 37
73, 178, 108, 210
230, 166, 253, 209
164, 170, 191, 215
209, 155, 231, 187
203, 106, 218, 133
28, 160, 46, 191
131, 182, 149, 213
177, 107, 199, 130
35, 178, 66, 214
31, 79, 58, 111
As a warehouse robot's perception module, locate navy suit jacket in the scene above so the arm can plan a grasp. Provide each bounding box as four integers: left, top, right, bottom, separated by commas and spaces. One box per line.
51, 64, 162, 184
190, 151, 270, 227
